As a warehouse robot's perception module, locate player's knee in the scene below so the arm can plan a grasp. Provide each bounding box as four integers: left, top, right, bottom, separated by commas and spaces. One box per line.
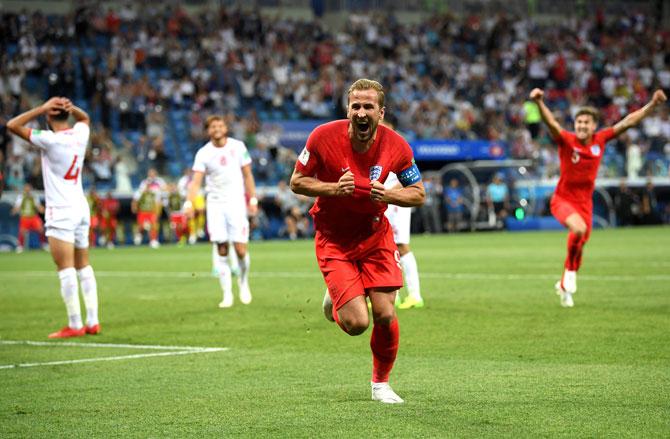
572, 223, 587, 238
372, 309, 396, 326
341, 315, 369, 336
217, 243, 229, 256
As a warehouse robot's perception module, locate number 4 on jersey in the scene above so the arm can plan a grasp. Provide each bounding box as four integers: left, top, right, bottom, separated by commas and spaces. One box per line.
64, 155, 80, 184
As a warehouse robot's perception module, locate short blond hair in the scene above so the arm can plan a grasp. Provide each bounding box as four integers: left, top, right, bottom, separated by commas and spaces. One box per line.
347, 78, 385, 107
204, 115, 226, 130
575, 107, 599, 123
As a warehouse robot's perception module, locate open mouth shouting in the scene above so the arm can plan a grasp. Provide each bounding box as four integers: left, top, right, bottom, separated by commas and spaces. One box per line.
355, 119, 371, 138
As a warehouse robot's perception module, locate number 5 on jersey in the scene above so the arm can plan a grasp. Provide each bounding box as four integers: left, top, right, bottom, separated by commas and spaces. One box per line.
64, 155, 80, 184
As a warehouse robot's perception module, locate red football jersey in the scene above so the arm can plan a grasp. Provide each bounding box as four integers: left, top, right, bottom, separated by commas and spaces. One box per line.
554, 127, 615, 203
295, 120, 417, 242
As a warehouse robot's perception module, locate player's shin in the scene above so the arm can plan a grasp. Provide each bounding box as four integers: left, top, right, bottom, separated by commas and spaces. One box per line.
218, 256, 233, 307
58, 268, 83, 329
400, 252, 422, 300
370, 317, 400, 383
77, 265, 99, 327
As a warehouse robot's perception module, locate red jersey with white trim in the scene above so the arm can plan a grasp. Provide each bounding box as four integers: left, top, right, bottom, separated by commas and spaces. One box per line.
295, 120, 416, 242
554, 127, 615, 204
29, 123, 90, 208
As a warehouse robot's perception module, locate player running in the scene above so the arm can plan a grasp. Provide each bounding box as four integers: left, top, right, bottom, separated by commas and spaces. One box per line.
12, 183, 47, 253
185, 115, 258, 308
290, 79, 425, 403
7, 97, 100, 338
531, 87, 667, 307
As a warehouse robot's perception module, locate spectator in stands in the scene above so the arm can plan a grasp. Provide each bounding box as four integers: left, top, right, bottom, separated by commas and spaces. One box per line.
444, 178, 465, 233
486, 173, 510, 228
640, 180, 660, 225
147, 135, 168, 175
614, 180, 638, 226
419, 176, 442, 234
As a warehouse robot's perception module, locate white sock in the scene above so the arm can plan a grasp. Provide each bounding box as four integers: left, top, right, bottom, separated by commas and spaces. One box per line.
400, 252, 422, 301
228, 242, 240, 273
238, 252, 250, 285
58, 268, 83, 329
218, 255, 233, 300
77, 265, 99, 326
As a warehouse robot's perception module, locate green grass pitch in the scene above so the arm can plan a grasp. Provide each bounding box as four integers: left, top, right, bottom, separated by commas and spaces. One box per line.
1, 227, 668, 437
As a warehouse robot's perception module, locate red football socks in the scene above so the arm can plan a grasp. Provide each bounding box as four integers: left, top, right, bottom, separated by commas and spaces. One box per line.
565, 232, 585, 271
370, 317, 399, 383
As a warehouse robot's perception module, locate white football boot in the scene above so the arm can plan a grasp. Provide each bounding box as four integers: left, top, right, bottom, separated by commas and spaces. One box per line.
323, 290, 335, 322
238, 279, 252, 305
219, 293, 234, 308
371, 382, 404, 404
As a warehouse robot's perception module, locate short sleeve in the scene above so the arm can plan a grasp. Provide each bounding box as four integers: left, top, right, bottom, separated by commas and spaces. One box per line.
29, 128, 56, 150
554, 130, 570, 148
596, 127, 616, 144
295, 129, 322, 176
238, 143, 252, 168
72, 122, 90, 146
192, 149, 207, 173
395, 141, 422, 187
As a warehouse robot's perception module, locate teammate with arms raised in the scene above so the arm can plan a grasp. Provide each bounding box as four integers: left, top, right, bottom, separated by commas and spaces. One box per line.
291, 79, 425, 403
531, 88, 667, 307
185, 115, 258, 308
7, 97, 100, 337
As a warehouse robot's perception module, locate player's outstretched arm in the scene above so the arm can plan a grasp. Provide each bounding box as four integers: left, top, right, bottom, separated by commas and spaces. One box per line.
290, 169, 354, 197
613, 90, 667, 137
6, 97, 67, 141
529, 88, 562, 140
371, 181, 425, 207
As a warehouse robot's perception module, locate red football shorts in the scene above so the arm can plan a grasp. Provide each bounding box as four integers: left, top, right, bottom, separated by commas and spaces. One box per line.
315, 222, 402, 312
170, 212, 187, 228
137, 212, 157, 228
19, 215, 43, 232
550, 194, 591, 228
100, 217, 118, 230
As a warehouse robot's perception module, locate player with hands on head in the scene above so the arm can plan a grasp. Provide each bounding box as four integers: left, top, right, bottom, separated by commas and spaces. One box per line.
530, 87, 667, 307
7, 97, 100, 338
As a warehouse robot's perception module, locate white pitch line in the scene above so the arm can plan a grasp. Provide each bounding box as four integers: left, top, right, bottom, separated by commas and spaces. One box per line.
0, 340, 228, 370
0, 340, 224, 351
0, 348, 227, 370
1, 270, 669, 282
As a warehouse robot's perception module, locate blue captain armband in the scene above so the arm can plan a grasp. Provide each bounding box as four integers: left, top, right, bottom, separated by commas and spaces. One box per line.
398, 163, 422, 186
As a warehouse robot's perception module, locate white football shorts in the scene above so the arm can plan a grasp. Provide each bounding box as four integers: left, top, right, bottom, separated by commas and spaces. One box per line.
44, 205, 91, 249
385, 204, 411, 245
206, 200, 249, 244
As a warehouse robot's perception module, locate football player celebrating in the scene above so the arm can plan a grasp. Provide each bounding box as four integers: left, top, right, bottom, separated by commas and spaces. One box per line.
291, 79, 425, 403
531, 87, 667, 307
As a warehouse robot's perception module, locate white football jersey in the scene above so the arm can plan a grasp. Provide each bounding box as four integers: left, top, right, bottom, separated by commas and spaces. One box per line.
29, 122, 90, 208
192, 138, 251, 204
384, 172, 400, 189
132, 176, 167, 201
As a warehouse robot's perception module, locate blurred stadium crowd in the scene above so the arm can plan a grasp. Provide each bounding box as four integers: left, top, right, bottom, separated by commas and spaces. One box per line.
1, 2, 670, 244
